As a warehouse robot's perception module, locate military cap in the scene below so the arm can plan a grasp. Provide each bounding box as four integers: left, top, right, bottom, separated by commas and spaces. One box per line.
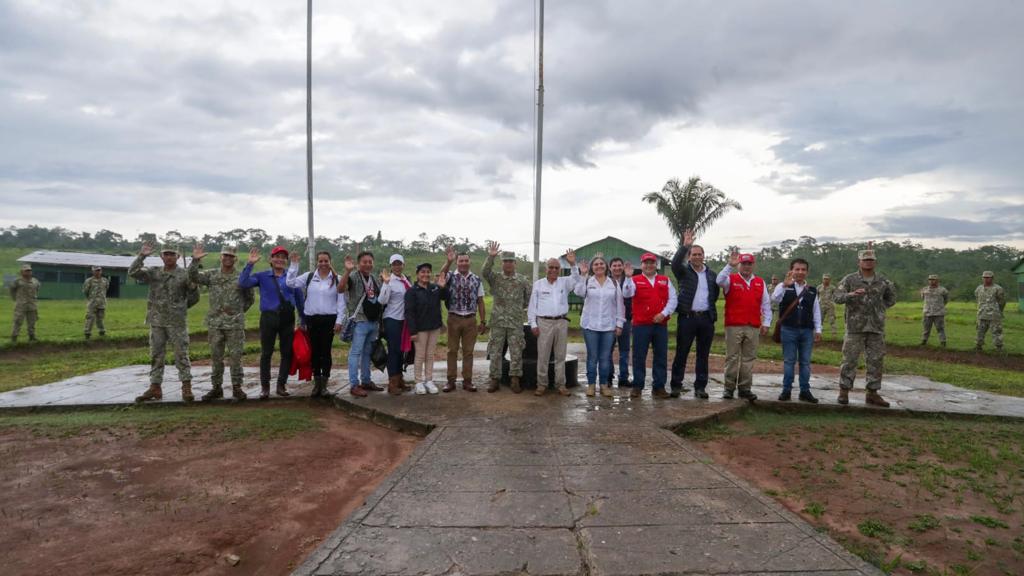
159, 245, 179, 256
220, 245, 238, 256
500, 251, 516, 261
822, 274, 831, 280
91, 265, 103, 271
982, 271, 994, 278
858, 249, 876, 260
20, 263, 32, 271
927, 274, 938, 281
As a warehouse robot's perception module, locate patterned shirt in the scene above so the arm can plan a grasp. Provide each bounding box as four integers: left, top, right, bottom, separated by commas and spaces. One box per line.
445, 271, 484, 315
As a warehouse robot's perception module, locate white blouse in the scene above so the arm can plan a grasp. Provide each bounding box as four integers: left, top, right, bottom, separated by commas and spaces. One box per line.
574, 275, 625, 332
286, 264, 346, 322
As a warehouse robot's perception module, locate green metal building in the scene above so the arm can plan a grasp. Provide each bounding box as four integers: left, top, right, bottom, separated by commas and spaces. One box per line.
15, 250, 188, 300
558, 236, 673, 309
1013, 258, 1024, 312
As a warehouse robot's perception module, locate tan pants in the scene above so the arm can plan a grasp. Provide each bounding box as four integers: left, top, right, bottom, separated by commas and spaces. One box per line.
724, 325, 759, 392
446, 314, 478, 383
536, 317, 568, 390
414, 329, 440, 382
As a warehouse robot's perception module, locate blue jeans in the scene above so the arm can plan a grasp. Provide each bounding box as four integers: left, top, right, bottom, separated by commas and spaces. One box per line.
632, 323, 668, 390
348, 320, 379, 386
383, 318, 404, 377
781, 325, 814, 393
583, 329, 616, 385
611, 320, 631, 383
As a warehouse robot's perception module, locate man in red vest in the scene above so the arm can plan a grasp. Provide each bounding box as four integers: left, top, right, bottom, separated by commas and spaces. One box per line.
715, 251, 772, 400
630, 252, 678, 399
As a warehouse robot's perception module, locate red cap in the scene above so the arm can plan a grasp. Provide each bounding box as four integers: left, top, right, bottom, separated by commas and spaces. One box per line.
270, 246, 289, 257
738, 253, 755, 264
640, 252, 658, 262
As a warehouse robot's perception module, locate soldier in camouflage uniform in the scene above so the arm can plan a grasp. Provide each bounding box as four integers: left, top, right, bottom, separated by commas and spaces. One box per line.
10, 264, 40, 343
974, 271, 1006, 352
817, 274, 837, 339
189, 244, 251, 401
130, 243, 194, 403
833, 244, 897, 407
919, 274, 948, 346
482, 241, 531, 393
83, 266, 109, 339
768, 275, 780, 315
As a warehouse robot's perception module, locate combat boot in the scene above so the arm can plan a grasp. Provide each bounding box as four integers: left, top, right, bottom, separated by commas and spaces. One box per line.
600, 385, 614, 398
259, 382, 270, 401
85, 333, 91, 340
276, 382, 291, 397
586, 384, 596, 397
865, 390, 890, 408
837, 388, 849, 405
310, 376, 324, 398
388, 375, 404, 396
135, 384, 162, 403
231, 384, 247, 401
487, 379, 500, 393
181, 381, 194, 403
510, 377, 522, 394
201, 385, 224, 402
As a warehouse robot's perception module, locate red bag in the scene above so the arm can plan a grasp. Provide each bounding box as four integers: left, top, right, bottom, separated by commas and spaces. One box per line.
290, 327, 313, 381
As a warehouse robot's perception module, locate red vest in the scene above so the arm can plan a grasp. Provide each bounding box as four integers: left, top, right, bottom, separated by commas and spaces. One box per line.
724, 273, 765, 327
632, 274, 671, 325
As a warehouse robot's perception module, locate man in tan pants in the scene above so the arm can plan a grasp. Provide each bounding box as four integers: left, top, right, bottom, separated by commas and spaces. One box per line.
528, 252, 580, 396
440, 246, 488, 392
716, 251, 772, 400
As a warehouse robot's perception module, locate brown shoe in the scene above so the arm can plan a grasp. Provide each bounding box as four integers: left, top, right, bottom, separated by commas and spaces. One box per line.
600, 386, 614, 398
135, 384, 162, 403
350, 384, 368, 398
362, 381, 385, 392
652, 388, 671, 399
463, 381, 478, 392
558, 387, 571, 397
259, 383, 270, 401
629, 388, 641, 398
510, 377, 522, 394
276, 383, 291, 397
443, 380, 457, 393
387, 375, 403, 396
181, 381, 194, 403
837, 389, 849, 405
487, 379, 500, 393
534, 387, 547, 397
865, 390, 890, 408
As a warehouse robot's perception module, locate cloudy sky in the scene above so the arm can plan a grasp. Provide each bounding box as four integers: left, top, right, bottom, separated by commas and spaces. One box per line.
2, 0, 1022, 257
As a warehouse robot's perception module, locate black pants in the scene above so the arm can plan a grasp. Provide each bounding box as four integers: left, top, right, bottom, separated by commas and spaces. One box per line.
307, 314, 337, 379
259, 307, 295, 386
383, 317, 404, 377
670, 313, 715, 390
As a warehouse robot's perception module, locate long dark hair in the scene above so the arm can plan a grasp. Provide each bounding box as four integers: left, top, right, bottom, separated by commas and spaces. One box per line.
316, 251, 337, 287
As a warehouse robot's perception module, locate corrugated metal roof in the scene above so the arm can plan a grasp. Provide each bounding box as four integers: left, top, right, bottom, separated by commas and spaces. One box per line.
17, 250, 191, 269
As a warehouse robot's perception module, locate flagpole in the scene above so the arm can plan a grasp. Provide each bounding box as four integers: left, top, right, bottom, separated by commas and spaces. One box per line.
532, 0, 544, 281
305, 0, 315, 270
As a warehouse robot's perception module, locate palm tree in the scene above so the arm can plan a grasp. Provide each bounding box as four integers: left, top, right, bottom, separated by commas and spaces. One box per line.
642, 176, 742, 241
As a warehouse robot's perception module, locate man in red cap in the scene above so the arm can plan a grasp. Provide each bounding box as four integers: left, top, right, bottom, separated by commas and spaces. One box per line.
715, 250, 772, 400
630, 251, 677, 398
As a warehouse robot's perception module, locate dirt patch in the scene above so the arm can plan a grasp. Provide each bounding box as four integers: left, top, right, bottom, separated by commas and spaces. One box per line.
0, 406, 419, 576
691, 413, 1024, 575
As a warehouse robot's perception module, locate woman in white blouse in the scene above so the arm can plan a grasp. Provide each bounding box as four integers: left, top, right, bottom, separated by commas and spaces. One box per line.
574, 255, 629, 397
287, 251, 346, 398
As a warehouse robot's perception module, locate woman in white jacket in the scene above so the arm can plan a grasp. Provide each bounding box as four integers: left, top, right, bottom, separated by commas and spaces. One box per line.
287, 251, 345, 398
574, 255, 632, 397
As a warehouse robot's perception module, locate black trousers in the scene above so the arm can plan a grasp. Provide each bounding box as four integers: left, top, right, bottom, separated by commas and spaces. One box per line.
383, 317, 404, 377
259, 306, 295, 386
307, 314, 337, 379
670, 313, 715, 390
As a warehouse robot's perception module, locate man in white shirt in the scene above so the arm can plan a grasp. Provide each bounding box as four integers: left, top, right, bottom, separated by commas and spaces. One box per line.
770, 258, 822, 403
716, 252, 772, 401
528, 251, 580, 396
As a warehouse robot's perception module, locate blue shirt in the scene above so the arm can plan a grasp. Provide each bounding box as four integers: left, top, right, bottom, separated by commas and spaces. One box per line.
239, 264, 305, 314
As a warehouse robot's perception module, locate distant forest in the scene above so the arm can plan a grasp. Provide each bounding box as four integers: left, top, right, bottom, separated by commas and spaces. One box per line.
2, 226, 1020, 301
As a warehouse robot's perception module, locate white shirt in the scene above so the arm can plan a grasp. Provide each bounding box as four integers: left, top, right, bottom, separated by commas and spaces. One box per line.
286, 264, 345, 324
528, 267, 580, 328
378, 275, 412, 321
690, 264, 710, 312
614, 275, 637, 298
771, 281, 823, 333
635, 273, 678, 318
716, 264, 773, 327
574, 275, 625, 331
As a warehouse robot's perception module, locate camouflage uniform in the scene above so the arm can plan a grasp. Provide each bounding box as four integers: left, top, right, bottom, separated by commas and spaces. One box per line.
975, 282, 1005, 350
482, 253, 531, 382
82, 274, 109, 337
919, 284, 948, 345
10, 274, 40, 342
129, 253, 192, 385
768, 281, 780, 314
189, 259, 248, 390
817, 281, 837, 337
834, 271, 896, 391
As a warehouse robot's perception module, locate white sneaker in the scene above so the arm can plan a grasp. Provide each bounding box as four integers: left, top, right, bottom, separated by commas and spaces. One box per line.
415, 382, 427, 395
425, 381, 439, 394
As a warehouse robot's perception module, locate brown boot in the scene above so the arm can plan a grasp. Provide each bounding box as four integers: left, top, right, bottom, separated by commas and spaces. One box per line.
510, 377, 522, 394
181, 381, 194, 403
231, 384, 247, 401
487, 379, 500, 393
443, 380, 457, 393
135, 384, 162, 403
259, 383, 270, 401
865, 390, 890, 408
276, 382, 291, 397
388, 375, 403, 396
534, 386, 547, 397
349, 384, 368, 397
201, 385, 223, 402
837, 388, 849, 405
463, 380, 478, 392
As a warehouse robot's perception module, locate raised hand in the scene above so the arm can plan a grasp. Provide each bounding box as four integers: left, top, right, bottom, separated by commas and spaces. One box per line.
343, 255, 355, 272
446, 245, 456, 263
140, 242, 154, 256
437, 271, 448, 287
578, 259, 589, 276
192, 244, 207, 260
289, 250, 300, 264
683, 229, 695, 247
728, 250, 740, 267
783, 270, 794, 287
487, 241, 500, 257
624, 261, 634, 276
380, 268, 392, 283
565, 249, 577, 266
247, 247, 261, 265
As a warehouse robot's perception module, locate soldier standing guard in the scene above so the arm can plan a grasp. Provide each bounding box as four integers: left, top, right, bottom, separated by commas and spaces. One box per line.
189, 244, 250, 401
817, 274, 837, 339
83, 266, 109, 339
482, 242, 532, 393
131, 243, 194, 403
974, 271, 1005, 352
10, 264, 40, 343
919, 274, 948, 346
833, 243, 896, 407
